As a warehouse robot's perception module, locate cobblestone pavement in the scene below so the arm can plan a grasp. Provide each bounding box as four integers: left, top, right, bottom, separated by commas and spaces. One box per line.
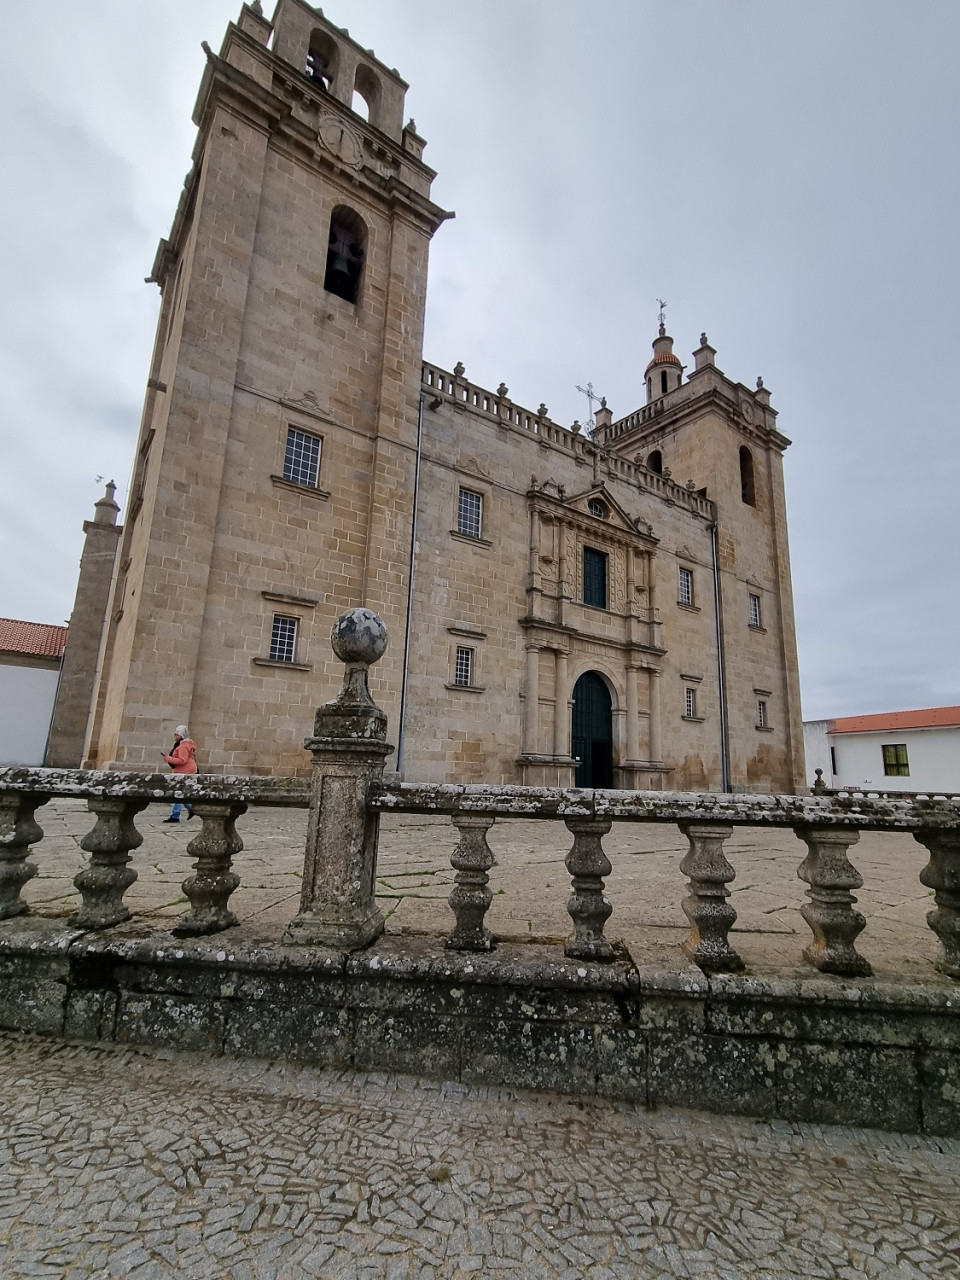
21, 800, 940, 979
1, 1032, 959, 1280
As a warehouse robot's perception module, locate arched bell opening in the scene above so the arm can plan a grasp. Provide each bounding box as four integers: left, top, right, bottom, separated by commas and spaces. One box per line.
647, 449, 663, 475
324, 206, 366, 304
571, 671, 614, 788
306, 29, 338, 90
352, 64, 382, 126
739, 445, 756, 506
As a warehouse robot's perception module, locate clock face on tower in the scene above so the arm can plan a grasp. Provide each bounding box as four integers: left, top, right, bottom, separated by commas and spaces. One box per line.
317, 115, 363, 168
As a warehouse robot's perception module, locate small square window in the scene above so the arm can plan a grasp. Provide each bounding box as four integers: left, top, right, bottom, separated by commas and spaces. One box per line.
749, 593, 762, 628
757, 698, 768, 728
457, 488, 483, 539
684, 687, 697, 719
454, 646, 474, 687
583, 547, 608, 609
882, 743, 909, 777
283, 427, 322, 487
679, 567, 694, 606
269, 614, 299, 663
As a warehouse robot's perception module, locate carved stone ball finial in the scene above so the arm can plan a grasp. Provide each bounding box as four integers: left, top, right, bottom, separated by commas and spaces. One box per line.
571, 420, 582, 434
538, 403, 549, 418
497, 383, 509, 398
330, 608, 388, 706
453, 361, 465, 377
813, 767, 826, 794
757, 376, 764, 390
700, 332, 708, 346
250, 0, 263, 12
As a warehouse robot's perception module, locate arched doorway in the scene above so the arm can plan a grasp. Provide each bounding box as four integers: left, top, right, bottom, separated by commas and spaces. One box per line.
571, 671, 613, 787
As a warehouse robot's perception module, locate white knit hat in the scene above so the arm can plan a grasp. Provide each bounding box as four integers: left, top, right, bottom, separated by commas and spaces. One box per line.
175, 725, 189, 737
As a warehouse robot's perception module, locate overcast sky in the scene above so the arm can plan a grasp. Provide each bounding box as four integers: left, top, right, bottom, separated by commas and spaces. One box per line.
1, 1, 958, 721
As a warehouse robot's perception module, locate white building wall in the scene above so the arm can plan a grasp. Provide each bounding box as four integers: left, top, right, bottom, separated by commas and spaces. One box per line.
802, 720, 834, 787
0, 663, 60, 765
829, 727, 960, 794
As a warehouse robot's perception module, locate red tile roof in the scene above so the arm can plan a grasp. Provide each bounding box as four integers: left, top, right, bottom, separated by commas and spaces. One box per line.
0, 618, 68, 659
644, 351, 683, 370
830, 706, 960, 734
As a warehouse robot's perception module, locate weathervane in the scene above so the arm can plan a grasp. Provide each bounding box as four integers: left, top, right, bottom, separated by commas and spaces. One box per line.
575, 380, 605, 435
656, 297, 667, 335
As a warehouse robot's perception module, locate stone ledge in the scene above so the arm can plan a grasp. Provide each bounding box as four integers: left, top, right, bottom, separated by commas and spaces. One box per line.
0, 920, 956, 1135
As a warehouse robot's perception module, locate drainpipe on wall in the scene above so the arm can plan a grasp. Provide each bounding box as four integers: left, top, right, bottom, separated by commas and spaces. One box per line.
396, 391, 426, 777
710, 522, 731, 792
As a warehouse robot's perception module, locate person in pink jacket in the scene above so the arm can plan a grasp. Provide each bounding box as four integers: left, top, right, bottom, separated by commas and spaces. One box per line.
162, 724, 198, 823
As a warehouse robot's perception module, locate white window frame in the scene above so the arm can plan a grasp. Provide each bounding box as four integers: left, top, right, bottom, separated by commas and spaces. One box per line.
749, 593, 762, 628
457, 487, 483, 539
269, 614, 299, 663
678, 567, 694, 607
757, 698, 768, 728
454, 645, 474, 687
283, 427, 322, 488
684, 687, 697, 719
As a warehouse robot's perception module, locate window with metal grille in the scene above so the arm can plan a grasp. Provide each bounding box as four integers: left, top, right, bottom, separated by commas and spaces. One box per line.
269, 615, 299, 663
757, 699, 768, 728
684, 687, 697, 719
283, 428, 321, 487
882, 743, 909, 777
583, 547, 607, 609
749, 593, 762, 628
679, 567, 694, 606
454, 646, 473, 687
457, 488, 483, 538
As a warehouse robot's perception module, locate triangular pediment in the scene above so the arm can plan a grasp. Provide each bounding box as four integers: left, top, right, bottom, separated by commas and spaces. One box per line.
566, 485, 644, 535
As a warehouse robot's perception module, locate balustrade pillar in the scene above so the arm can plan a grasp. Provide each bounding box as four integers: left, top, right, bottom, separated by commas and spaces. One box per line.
564, 817, 614, 961
678, 821, 743, 972
446, 814, 496, 952
173, 801, 247, 937
73, 797, 148, 929
285, 609, 391, 951
915, 829, 960, 978
0, 790, 49, 919
795, 825, 871, 975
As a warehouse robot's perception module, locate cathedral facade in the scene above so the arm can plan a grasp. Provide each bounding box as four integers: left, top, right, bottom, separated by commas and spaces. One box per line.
51, 0, 806, 793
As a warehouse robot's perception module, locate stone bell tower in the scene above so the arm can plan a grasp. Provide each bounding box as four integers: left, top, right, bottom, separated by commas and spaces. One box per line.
84, 0, 451, 775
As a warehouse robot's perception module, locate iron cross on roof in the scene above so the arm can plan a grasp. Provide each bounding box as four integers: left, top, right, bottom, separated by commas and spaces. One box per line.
575, 381, 605, 435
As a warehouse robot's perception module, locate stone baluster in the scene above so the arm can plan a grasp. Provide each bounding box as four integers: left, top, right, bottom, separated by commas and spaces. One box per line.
678, 821, 743, 972
0, 790, 50, 919
795, 824, 871, 975
446, 814, 496, 952
915, 829, 960, 978
73, 797, 148, 929
564, 817, 614, 961
173, 801, 247, 937
285, 608, 392, 950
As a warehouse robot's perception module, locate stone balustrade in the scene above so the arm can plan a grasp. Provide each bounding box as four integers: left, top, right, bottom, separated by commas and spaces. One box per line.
2, 765, 959, 979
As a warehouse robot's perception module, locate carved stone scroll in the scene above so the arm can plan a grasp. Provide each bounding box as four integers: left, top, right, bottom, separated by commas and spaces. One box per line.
73, 797, 148, 929
564, 817, 614, 961
0, 790, 49, 919
173, 801, 247, 937
796, 825, 871, 976
915, 829, 960, 979
446, 814, 496, 952
678, 821, 743, 972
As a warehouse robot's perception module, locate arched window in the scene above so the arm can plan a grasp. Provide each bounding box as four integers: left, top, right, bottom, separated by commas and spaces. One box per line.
352, 64, 381, 126
740, 446, 756, 506
647, 450, 663, 475
306, 30, 337, 90
324, 206, 366, 304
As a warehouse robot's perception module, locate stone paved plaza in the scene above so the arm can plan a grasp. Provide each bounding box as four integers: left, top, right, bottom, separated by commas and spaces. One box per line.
18, 798, 941, 980
1, 1030, 959, 1279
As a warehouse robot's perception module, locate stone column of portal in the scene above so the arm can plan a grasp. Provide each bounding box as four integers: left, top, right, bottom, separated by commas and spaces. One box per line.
552, 650, 569, 758
285, 609, 392, 951
648, 669, 662, 761
522, 644, 541, 755
626, 665, 640, 762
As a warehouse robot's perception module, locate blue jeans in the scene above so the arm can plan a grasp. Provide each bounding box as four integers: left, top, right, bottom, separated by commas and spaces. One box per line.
170, 802, 193, 819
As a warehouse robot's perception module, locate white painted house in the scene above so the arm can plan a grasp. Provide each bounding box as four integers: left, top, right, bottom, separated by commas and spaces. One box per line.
0, 619, 68, 766
803, 708, 960, 795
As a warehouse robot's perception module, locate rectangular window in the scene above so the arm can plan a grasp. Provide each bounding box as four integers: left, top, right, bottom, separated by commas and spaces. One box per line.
684, 687, 697, 719
882, 743, 909, 777
583, 547, 608, 609
749, 593, 762, 628
679, 567, 694, 606
454, 646, 474, 687
830, 746, 838, 775
269, 614, 299, 663
457, 488, 483, 538
283, 427, 322, 488
757, 698, 768, 728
